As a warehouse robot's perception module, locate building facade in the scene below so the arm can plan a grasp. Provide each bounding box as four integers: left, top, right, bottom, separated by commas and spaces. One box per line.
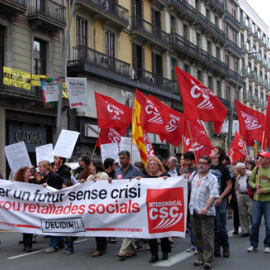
0, 0, 68, 177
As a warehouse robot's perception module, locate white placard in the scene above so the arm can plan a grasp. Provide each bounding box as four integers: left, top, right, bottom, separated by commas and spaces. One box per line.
43, 84, 59, 102
54, 130, 80, 159
100, 143, 119, 163
221, 119, 229, 133
5, 141, 32, 172
66, 77, 87, 108
36, 143, 54, 165
120, 137, 141, 164
232, 120, 239, 136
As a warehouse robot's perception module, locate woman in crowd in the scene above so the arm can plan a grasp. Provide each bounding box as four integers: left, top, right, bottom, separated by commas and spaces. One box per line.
85, 160, 109, 257
14, 166, 39, 252
246, 160, 256, 172
145, 156, 171, 263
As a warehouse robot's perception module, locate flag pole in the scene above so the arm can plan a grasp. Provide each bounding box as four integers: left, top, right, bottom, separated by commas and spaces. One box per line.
130, 98, 135, 164
261, 130, 265, 151
92, 131, 100, 160
187, 120, 198, 164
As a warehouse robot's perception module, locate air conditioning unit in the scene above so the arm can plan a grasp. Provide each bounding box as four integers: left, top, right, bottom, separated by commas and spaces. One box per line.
102, 0, 109, 11
148, 76, 155, 84
101, 55, 108, 65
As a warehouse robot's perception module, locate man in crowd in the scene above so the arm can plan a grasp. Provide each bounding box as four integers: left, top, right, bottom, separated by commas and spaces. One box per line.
114, 151, 143, 257
235, 163, 253, 237
55, 157, 71, 180
104, 158, 116, 178
167, 157, 179, 177
247, 152, 270, 253
209, 147, 232, 258
75, 155, 91, 181
189, 156, 219, 270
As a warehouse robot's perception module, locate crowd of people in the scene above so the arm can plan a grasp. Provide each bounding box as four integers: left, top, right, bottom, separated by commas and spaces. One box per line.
1, 147, 270, 269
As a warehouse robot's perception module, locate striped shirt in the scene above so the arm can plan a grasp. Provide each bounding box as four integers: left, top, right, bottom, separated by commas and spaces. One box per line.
188, 171, 219, 216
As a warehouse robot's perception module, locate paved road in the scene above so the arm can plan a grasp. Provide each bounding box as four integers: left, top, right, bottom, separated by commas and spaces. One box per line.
0, 218, 269, 270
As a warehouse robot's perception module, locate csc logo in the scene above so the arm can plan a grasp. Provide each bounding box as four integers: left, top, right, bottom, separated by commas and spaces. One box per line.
147, 188, 185, 233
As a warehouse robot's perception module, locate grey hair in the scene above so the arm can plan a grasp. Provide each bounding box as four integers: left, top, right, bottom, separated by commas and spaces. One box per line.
236, 162, 246, 169
169, 157, 178, 164
118, 150, 130, 159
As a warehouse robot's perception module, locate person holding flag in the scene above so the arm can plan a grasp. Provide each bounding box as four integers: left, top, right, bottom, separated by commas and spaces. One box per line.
247, 152, 270, 253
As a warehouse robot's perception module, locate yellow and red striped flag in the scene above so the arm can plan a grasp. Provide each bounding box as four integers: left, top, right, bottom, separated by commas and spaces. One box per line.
132, 99, 148, 165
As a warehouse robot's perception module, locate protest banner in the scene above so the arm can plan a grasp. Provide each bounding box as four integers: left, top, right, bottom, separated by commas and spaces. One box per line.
0, 177, 187, 239
53, 130, 80, 159
100, 143, 119, 163
66, 77, 87, 108
5, 141, 32, 172
40, 77, 59, 103
36, 144, 54, 165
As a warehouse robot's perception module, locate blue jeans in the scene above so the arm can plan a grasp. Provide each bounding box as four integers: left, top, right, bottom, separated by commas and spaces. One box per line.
188, 223, 196, 246
49, 236, 64, 250
215, 199, 229, 251
250, 200, 270, 248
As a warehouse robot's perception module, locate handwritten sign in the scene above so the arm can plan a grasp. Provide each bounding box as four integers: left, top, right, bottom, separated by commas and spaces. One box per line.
100, 143, 119, 163
120, 137, 141, 164
54, 130, 80, 159
5, 141, 32, 172
36, 143, 54, 165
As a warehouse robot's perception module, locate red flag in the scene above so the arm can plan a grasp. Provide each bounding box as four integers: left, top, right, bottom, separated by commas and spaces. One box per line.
175, 66, 227, 134
149, 94, 184, 146
235, 99, 265, 146
96, 128, 122, 150
136, 89, 167, 140
144, 131, 155, 157
228, 131, 248, 162
184, 119, 213, 159
262, 93, 270, 150
95, 92, 132, 133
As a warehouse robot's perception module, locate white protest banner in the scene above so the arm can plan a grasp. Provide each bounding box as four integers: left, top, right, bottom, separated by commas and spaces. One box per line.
40, 77, 59, 102
0, 177, 187, 239
54, 130, 80, 159
66, 77, 87, 108
5, 141, 32, 172
100, 143, 119, 163
120, 137, 141, 164
232, 120, 239, 136
36, 143, 54, 165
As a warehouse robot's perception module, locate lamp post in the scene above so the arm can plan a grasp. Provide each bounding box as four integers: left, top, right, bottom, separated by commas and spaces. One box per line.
227, 51, 259, 147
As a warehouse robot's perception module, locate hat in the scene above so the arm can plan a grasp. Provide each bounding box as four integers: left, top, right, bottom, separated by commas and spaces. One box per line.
258, 152, 270, 159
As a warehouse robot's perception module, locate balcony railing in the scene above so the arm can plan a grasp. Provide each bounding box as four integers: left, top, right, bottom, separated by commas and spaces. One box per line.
28, 0, 66, 25
208, 21, 226, 42
224, 11, 240, 31
209, 0, 224, 14
168, 0, 197, 21
240, 17, 248, 29
77, 0, 129, 24
132, 16, 170, 46
3, 0, 27, 8
137, 69, 178, 94
225, 39, 242, 57
171, 33, 200, 59
68, 46, 130, 78
228, 69, 243, 86
219, 97, 231, 109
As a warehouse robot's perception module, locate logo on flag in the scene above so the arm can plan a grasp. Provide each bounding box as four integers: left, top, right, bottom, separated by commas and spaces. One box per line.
165, 114, 180, 133
240, 111, 262, 130
145, 100, 163, 124
190, 80, 214, 110
106, 101, 124, 120
146, 188, 185, 233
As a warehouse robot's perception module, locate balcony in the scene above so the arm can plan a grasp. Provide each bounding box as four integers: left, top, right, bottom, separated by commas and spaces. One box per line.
150, 0, 168, 9
206, 0, 224, 15
137, 69, 177, 94
266, 63, 270, 71
75, 0, 129, 30
225, 39, 242, 58
208, 20, 226, 44
254, 54, 262, 64
171, 33, 200, 60
247, 25, 254, 36
131, 16, 170, 50
168, 0, 197, 23
240, 17, 248, 30
68, 46, 131, 79
224, 11, 240, 32
241, 42, 249, 53
219, 97, 231, 110
0, 0, 27, 16
265, 43, 270, 51
227, 69, 243, 86
27, 0, 66, 33
249, 71, 257, 82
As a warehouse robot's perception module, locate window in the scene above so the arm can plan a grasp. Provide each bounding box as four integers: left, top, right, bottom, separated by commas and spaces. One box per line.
184, 64, 189, 73
197, 70, 202, 82
170, 16, 175, 33
233, 31, 238, 44
0, 27, 4, 67
217, 80, 221, 97
206, 9, 210, 20
195, 0, 200, 11
171, 58, 177, 80
216, 46, 220, 59
207, 40, 211, 54
215, 16, 219, 27
105, 30, 115, 57
225, 54, 230, 67
226, 85, 231, 102
183, 24, 188, 39
225, 26, 229, 38
235, 59, 239, 73
233, 8, 237, 19
34, 39, 46, 75
208, 76, 212, 89
76, 16, 87, 46
196, 33, 201, 48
